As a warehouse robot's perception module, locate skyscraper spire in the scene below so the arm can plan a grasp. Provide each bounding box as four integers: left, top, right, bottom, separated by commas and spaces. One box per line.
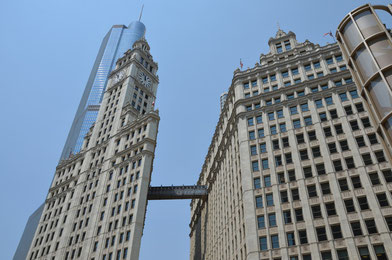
139, 4, 144, 21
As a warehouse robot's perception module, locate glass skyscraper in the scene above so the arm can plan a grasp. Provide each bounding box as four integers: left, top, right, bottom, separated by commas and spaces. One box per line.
60, 21, 146, 160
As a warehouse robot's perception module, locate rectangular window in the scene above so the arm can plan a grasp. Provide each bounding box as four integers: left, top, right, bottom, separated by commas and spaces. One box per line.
375, 151, 386, 162
282, 71, 289, 78
312, 147, 321, 158
329, 109, 338, 119
253, 178, 261, 189
292, 68, 299, 75
331, 224, 343, 239
335, 124, 343, 134
293, 119, 301, 129
273, 140, 279, 150
325, 96, 333, 105
300, 149, 309, 160
326, 57, 333, 64
247, 117, 254, 126
365, 219, 378, 234
268, 112, 275, 121
289, 170, 296, 182
282, 137, 289, 147
287, 93, 295, 100
361, 117, 371, 128
339, 178, 349, 191
262, 159, 269, 169
339, 93, 348, 101
252, 161, 259, 172
250, 145, 257, 155
321, 182, 331, 195
326, 202, 337, 216
307, 185, 317, 197
280, 123, 287, 132
287, 232, 295, 246
304, 116, 312, 126
305, 64, 311, 71
295, 78, 301, 84
290, 106, 298, 115
297, 90, 305, 96
358, 196, 370, 210
345, 105, 353, 115
328, 143, 337, 153
291, 188, 299, 201
362, 153, 373, 165
308, 131, 316, 141
258, 128, 264, 138
270, 125, 277, 135
317, 72, 324, 77
270, 74, 276, 81
281, 191, 289, 203
351, 221, 363, 236
345, 157, 355, 169
321, 84, 329, 90
303, 166, 312, 178
257, 215, 265, 229
271, 235, 279, 249
268, 213, 276, 227
351, 176, 362, 188
266, 194, 274, 206
299, 230, 308, 244
350, 90, 359, 99
324, 127, 332, 137
369, 172, 380, 185
368, 133, 378, 144
314, 61, 321, 68
260, 143, 266, 153
244, 82, 249, 89
295, 208, 304, 221
344, 199, 355, 212
377, 193, 389, 207
255, 196, 263, 208
283, 210, 291, 223
356, 102, 365, 112
285, 153, 292, 164
251, 80, 257, 87
316, 227, 327, 241
296, 133, 305, 144
256, 115, 262, 124
308, 74, 315, 80
311, 87, 319, 93
249, 131, 255, 140
259, 237, 267, 251
312, 205, 322, 219
284, 81, 291, 87
264, 176, 271, 187
319, 112, 327, 122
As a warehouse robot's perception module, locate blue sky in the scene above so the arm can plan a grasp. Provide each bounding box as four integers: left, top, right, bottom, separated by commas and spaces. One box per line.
0, 0, 389, 259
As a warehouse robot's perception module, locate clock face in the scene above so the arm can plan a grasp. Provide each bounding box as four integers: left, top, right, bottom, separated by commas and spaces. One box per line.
113, 70, 125, 84
138, 71, 152, 89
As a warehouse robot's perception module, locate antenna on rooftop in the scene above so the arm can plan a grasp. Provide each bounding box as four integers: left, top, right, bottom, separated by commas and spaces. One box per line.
277, 22, 280, 30
139, 4, 144, 21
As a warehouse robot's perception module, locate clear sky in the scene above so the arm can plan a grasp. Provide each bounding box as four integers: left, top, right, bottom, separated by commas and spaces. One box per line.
0, 0, 389, 259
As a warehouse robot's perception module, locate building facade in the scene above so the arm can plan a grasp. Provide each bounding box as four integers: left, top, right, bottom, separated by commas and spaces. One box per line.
337, 3, 392, 157
27, 37, 160, 260
60, 21, 146, 161
190, 29, 392, 259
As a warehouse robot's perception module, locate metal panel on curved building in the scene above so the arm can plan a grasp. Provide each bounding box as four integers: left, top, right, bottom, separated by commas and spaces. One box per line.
336, 4, 392, 153
60, 21, 146, 160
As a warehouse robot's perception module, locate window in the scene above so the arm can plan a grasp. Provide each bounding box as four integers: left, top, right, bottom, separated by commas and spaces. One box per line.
314, 61, 321, 68
285, 153, 293, 164
251, 80, 257, 87
253, 178, 261, 189
337, 249, 349, 260
351, 176, 362, 188
356, 102, 365, 112
329, 109, 338, 119
249, 131, 255, 140
256, 196, 263, 208
317, 72, 324, 77
281, 191, 289, 203
325, 96, 333, 105
345, 157, 355, 169
280, 123, 287, 132
362, 153, 373, 165
324, 127, 332, 137
264, 176, 271, 187
299, 230, 308, 244
268, 213, 276, 227
308, 74, 315, 80
358, 197, 370, 210
290, 106, 298, 115
361, 117, 371, 128
271, 235, 279, 249
282, 210, 291, 224
356, 136, 366, 147
264, 87, 270, 93
326, 202, 337, 216
245, 93, 251, 98
308, 131, 316, 141
276, 43, 283, 53
300, 149, 309, 160
278, 172, 285, 184
277, 109, 284, 118
336, 55, 343, 62
321, 182, 331, 195
312, 147, 321, 158
258, 129, 265, 138
270, 125, 277, 135
299, 104, 308, 113
315, 98, 323, 108
335, 124, 343, 134
375, 151, 386, 163
296, 133, 305, 144
291, 188, 299, 201
260, 143, 266, 153
339, 93, 348, 101
373, 245, 387, 259
256, 115, 262, 124
282, 71, 289, 78
293, 119, 301, 129
303, 166, 312, 178
351, 221, 363, 236
304, 116, 312, 126
312, 205, 322, 219
271, 74, 276, 82
273, 140, 279, 150
282, 137, 289, 147
292, 68, 299, 75
246, 105, 252, 111
339, 178, 349, 191
262, 159, 269, 169
365, 219, 378, 234
259, 237, 267, 251
305, 64, 311, 71
284, 81, 291, 87
383, 169, 392, 182
284, 40, 291, 50
368, 133, 378, 144
252, 161, 259, 172
386, 216, 392, 231
287, 93, 295, 100
321, 84, 329, 90
287, 232, 295, 246
369, 172, 380, 185
335, 79, 342, 86
319, 112, 327, 122
377, 193, 389, 207
350, 90, 359, 99
268, 112, 275, 121
247, 117, 254, 126
344, 199, 356, 212
331, 224, 343, 239
257, 215, 265, 229
322, 252, 333, 260
266, 194, 274, 206
328, 143, 337, 153
334, 160, 343, 172
244, 82, 250, 89
358, 246, 371, 259
316, 227, 327, 241
288, 170, 296, 182
297, 90, 305, 97
262, 77, 268, 84
326, 57, 333, 64
250, 145, 257, 156
344, 105, 353, 115
307, 185, 317, 197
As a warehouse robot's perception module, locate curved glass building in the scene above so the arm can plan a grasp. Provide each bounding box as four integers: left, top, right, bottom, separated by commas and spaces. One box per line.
336, 4, 392, 154
60, 21, 146, 160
